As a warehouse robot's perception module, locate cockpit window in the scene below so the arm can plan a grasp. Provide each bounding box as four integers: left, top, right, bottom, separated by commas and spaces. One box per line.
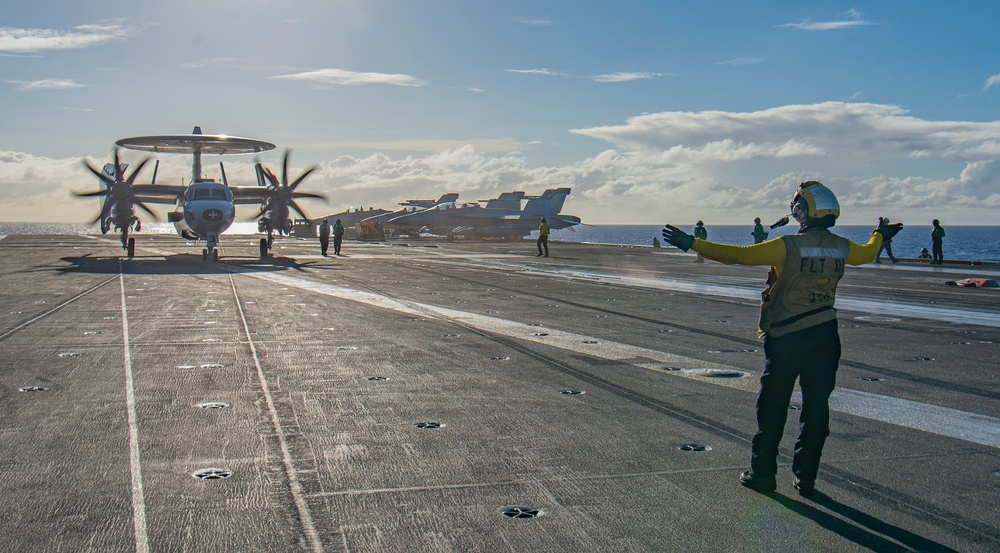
187, 186, 232, 201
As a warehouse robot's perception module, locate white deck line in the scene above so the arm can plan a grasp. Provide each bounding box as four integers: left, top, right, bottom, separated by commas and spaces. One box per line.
119, 262, 149, 553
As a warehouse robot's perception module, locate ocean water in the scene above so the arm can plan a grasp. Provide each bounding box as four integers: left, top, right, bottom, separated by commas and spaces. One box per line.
2, 222, 999, 263
548, 224, 1000, 263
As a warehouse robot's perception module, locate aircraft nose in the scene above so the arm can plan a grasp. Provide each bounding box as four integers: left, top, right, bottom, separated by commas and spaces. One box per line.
203, 208, 224, 222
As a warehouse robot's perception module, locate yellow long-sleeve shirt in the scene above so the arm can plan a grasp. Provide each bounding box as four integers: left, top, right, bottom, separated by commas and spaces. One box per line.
691, 232, 882, 276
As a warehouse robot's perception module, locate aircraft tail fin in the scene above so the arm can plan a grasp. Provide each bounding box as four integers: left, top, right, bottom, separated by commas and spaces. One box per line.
523, 188, 570, 216
101, 162, 128, 184
436, 193, 459, 205
483, 191, 525, 211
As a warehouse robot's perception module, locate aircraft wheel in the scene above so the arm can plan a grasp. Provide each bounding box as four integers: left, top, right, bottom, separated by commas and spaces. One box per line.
213, 249, 219, 262
202, 248, 208, 262
259, 239, 268, 258
127, 237, 135, 257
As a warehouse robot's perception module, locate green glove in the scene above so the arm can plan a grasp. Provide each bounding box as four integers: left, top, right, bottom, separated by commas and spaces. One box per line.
662, 225, 695, 252
875, 222, 904, 241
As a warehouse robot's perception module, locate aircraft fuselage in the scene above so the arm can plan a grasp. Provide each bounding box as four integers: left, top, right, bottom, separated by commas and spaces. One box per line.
169, 180, 235, 251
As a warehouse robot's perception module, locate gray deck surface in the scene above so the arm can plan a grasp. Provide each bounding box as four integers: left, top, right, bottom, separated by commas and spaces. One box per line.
1, 233, 997, 552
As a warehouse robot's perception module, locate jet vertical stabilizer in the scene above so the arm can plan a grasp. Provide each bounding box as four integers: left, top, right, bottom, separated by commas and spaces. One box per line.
482, 191, 525, 211
523, 188, 570, 217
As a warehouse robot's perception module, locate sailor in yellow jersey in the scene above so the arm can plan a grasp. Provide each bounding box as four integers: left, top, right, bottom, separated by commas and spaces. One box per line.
536, 217, 550, 257
663, 181, 898, 496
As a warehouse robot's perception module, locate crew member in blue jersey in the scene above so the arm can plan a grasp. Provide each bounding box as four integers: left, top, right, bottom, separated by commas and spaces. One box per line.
662, 181, 897, 496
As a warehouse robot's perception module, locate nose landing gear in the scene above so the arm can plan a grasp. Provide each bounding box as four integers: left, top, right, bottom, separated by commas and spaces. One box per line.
202, 232, 221, 262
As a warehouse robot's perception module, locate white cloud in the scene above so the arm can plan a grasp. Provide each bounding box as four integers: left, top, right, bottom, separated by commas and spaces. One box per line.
571, 102, 1000, 164
8, 79, 86, 91
984, 73, 1000, 91
592, 72, 675, 83
780, 9, 875, 31
505, 68, 567, 77
314, 137, 523, 154
4, 102, 1000, 225
0, 20, 142, 53
269, 68, 425, 87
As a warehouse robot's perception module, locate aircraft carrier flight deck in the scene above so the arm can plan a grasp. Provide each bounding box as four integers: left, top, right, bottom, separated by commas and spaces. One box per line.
1, 233, 998, 552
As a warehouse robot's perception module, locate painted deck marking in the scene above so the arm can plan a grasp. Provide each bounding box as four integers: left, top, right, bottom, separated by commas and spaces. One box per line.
120, 261, 150, 553
228, 272, 323, 552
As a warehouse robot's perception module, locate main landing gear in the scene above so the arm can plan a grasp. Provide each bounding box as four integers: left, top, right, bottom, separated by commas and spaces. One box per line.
119, 228, 135, 258
258, 218, 275, 258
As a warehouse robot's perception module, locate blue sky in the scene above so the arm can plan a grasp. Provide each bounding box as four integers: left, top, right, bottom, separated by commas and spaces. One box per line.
1, 1, 999, 225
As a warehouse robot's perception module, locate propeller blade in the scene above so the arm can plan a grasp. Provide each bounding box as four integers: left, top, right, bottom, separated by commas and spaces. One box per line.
292, 191, 328, 201
262, 166, 279, 187
281, 149, 290, 186
289, 200, 309, 221
82, 159, 116, 188
125, 157, 151, 186
87, 208, 105, 225
289, 165, 317, 191
246, 206, 266, 221
74, 189, 111, 198
113, 149, 123, 183
90, 196, 115, 225
134, 201, 159, 221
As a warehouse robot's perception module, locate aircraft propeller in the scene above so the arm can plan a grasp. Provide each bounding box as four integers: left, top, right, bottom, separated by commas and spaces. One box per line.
77, 149, 158, 228
250, 149, 327, 222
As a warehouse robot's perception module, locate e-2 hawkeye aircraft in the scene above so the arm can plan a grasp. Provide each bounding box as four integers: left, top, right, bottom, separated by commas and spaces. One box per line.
76, 127, 326, 261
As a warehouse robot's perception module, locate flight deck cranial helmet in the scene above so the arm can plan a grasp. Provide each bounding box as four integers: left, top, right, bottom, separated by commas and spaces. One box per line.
790, 181, 839, 227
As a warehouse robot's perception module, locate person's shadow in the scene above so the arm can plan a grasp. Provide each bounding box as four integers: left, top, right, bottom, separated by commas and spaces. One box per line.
763, 492, 958, 552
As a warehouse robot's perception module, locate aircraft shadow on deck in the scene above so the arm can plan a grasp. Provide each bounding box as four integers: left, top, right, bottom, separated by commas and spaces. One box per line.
47, 254, 337, 276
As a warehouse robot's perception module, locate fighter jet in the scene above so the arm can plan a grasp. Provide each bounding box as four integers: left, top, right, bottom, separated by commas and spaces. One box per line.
385, 188, 577, 239
360, 193, 459, 238
386, 187, 580, 240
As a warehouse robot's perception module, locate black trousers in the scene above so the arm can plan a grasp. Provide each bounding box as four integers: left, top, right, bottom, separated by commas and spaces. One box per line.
319, 236, 329, 255
752, 320, 840, 482
537, 235, 548, 255
932, 238, 943, 263
334, 236, 343, 255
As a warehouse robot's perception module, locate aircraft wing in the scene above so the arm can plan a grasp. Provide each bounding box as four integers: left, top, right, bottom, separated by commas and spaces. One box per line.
131, 184, 188, 204
229, 186, 272, 204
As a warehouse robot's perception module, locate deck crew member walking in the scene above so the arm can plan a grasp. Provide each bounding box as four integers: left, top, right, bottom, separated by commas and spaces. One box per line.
662, 181, 892, 496
319, 219, 331, 256
875, 217, 898, 263
333, 219, 345, 256
537, 217, 550, 257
